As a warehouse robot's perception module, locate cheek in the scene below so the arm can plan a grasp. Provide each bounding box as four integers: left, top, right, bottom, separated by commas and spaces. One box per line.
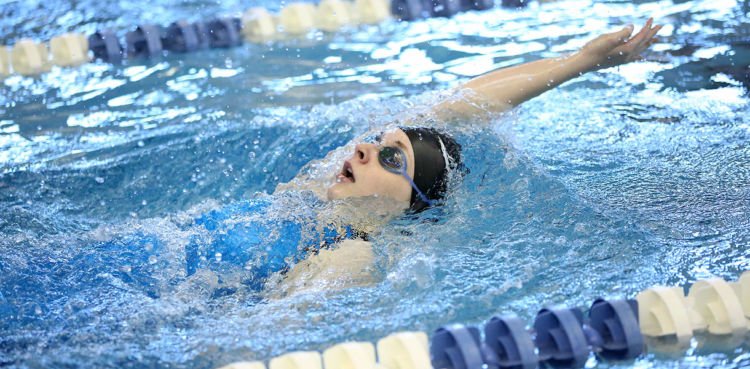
377, 174, 411, 202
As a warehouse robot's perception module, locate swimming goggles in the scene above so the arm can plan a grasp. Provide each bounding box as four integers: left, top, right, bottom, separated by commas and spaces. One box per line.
377, 146, 434, 207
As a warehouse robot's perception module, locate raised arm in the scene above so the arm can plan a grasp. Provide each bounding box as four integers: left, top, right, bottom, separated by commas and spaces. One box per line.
431, 19, 662, 118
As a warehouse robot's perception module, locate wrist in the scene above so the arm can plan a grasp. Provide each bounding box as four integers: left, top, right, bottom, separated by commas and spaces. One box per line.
569, 50, 601, 74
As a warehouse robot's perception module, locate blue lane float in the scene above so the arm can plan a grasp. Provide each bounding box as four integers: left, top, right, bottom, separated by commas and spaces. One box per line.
88, 29, 123, 62
206, 18, 243, 48
501, 0, 530, 8
430, 325, 486, 369
484, 315, 538, 369
461, 0, 494, 10
163, 20, 206, 53
429, 0, 463, 18
125, 24, 164, 58
391, 0, 430, 21
391, 0, 497, 21
588, 298, 644, 360
533, 307, 591, 368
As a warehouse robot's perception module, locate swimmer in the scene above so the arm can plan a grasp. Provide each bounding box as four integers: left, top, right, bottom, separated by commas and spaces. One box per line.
326, 19, 663, 208
86, 20, 663, 296
282, 19, 663, 291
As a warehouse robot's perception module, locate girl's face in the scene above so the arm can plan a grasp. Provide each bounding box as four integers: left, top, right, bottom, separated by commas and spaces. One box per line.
326, 128, 416, 206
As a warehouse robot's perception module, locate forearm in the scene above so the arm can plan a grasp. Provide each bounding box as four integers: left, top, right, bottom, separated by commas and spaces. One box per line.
432, 53, 596, 120
427, 22, 659, 120
431, 52, 598, 119
463, 51, 597, 108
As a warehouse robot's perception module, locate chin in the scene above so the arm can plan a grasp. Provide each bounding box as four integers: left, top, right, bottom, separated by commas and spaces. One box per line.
326, 183, 347, 200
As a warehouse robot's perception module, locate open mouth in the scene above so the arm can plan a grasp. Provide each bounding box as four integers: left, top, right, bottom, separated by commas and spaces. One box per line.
337, 161, 355, 183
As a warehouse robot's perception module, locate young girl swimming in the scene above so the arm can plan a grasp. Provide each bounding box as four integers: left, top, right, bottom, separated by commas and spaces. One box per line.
85, 20, 663, 296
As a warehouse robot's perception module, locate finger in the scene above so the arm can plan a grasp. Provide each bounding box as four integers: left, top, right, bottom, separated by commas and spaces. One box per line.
636, 25, 662, 51
629, 18, 654, 45
646, 24, 663, 40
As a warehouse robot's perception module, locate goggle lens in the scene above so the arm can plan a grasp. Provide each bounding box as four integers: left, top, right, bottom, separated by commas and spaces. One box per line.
374, 144, 434, 208
378, 146, 405, 172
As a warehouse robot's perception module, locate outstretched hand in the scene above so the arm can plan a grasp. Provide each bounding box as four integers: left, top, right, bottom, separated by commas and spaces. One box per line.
580, 18, 662, 70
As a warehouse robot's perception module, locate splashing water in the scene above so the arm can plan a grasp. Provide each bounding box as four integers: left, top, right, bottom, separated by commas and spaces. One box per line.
2, 0, 750, 368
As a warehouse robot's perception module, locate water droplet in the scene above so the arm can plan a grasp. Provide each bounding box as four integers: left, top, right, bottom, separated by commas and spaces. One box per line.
215, 252, 223, 262
95, 177, 105, 184
121, 265, 132, 273
137, 141, 145, 147
148, 255, 157, 265
141, 200, 147, 206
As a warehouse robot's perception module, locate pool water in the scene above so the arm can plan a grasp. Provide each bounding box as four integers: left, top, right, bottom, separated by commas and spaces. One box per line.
2, 0, 750, 368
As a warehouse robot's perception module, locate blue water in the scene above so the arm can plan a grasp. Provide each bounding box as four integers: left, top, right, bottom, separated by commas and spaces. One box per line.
2, 0, 750, 368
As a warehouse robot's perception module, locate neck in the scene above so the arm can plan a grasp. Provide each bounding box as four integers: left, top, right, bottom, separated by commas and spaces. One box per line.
320, 196, 408, 234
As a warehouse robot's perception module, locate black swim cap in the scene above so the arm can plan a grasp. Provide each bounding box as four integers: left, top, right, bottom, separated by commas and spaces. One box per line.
401, 127, 462, 212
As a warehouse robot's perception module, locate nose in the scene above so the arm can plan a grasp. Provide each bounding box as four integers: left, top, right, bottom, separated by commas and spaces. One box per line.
353, 143, 376, 164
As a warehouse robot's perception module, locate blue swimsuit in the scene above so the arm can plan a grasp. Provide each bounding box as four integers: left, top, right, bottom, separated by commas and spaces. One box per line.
185, 194, 362, 289
92, 192, 363, 296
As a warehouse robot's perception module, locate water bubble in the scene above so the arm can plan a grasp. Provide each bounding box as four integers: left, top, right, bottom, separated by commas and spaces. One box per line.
141, 200, 147, 206
215, 252, 223, 262
121, 265, 132, 273
148, 255, 158, 265
137, 141, 145, 147
95, 177, 105, 184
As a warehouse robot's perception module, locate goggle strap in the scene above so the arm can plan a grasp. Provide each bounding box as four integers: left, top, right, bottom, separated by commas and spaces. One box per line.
402, 168, 434, 207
